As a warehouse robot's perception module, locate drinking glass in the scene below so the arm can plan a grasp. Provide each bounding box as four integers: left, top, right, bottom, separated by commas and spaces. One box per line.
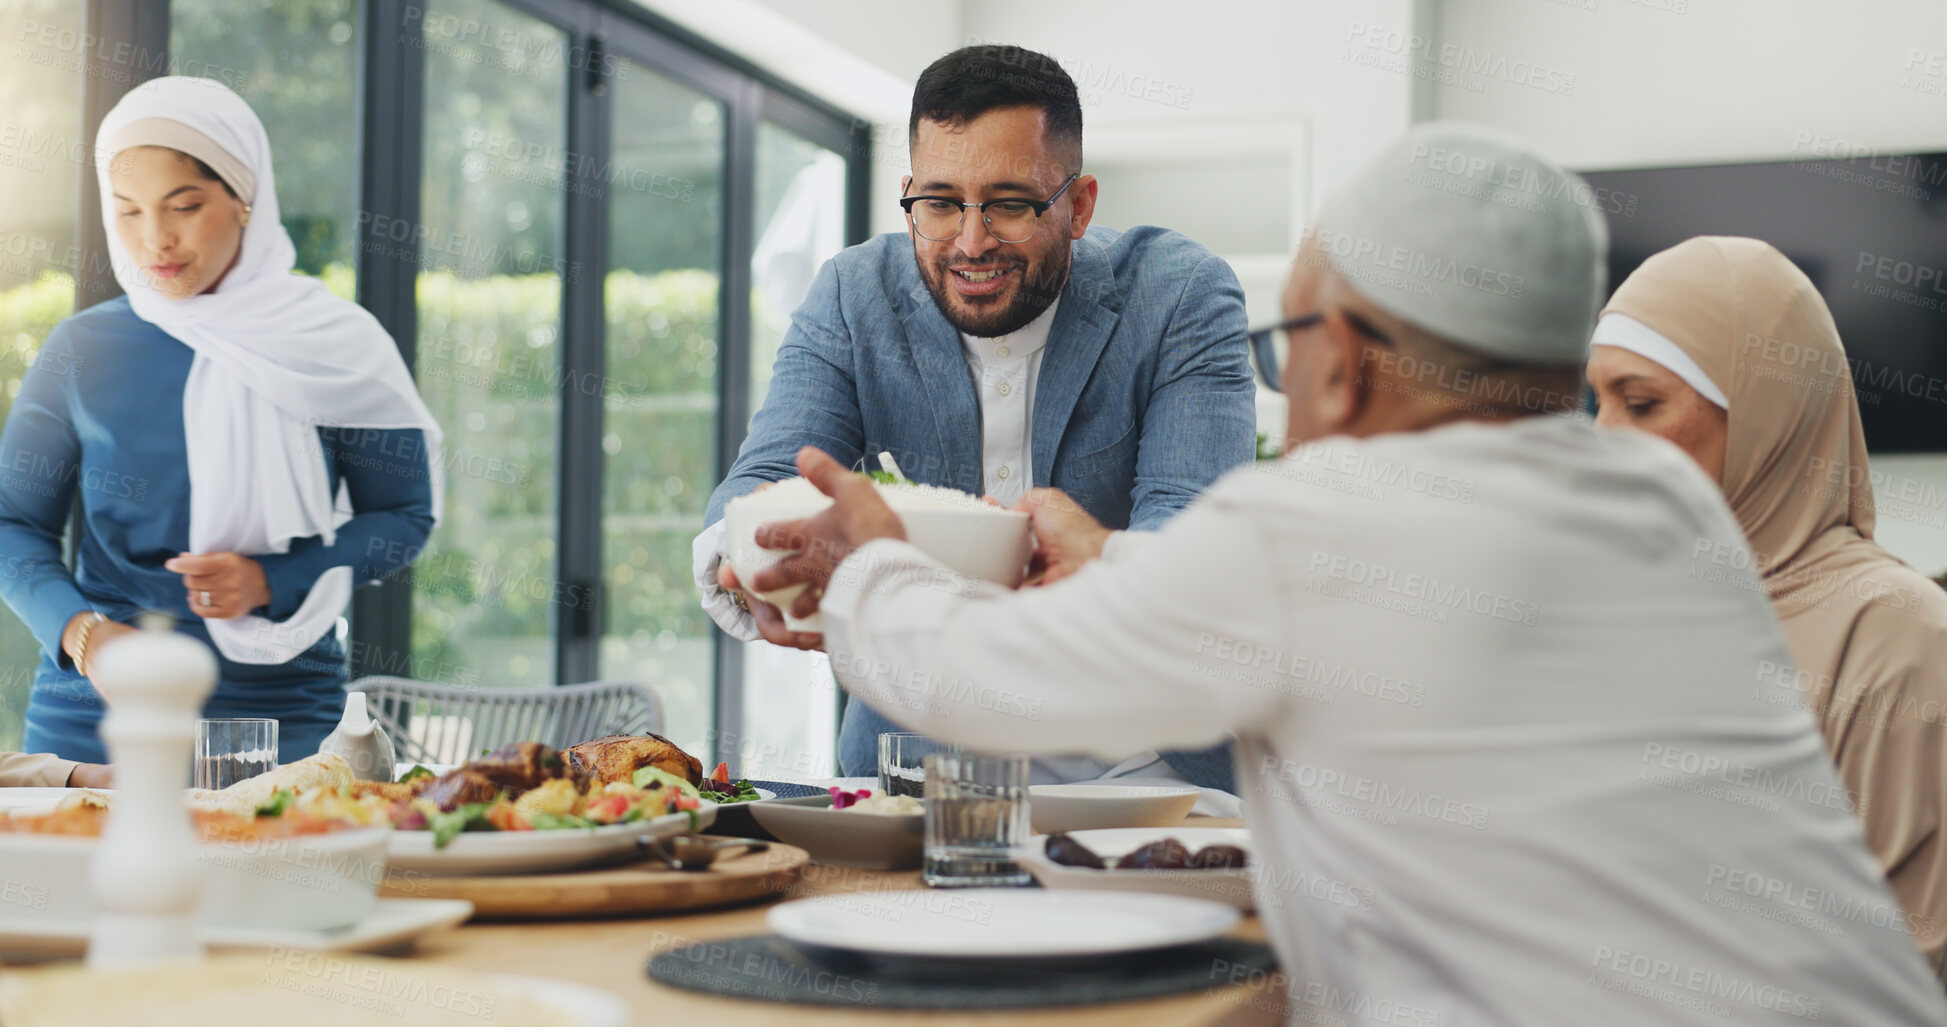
878, 732, 955, 798
193, 718, 279, 791
922, 751, 1031, 888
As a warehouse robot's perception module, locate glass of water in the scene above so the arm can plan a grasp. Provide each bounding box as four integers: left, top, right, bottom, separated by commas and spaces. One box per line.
922, 751, 1031, 888
878, 732, 954, 798
194, 718, 279, 791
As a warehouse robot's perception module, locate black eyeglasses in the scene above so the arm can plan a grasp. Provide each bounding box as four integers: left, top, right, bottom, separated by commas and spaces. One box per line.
900, 173, 1080, 244
1248, 310, 1393, 393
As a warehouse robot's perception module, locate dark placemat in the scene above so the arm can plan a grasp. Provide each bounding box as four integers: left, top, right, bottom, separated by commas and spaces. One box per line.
647, 933, 1279, 1009
710, 781, 833, 841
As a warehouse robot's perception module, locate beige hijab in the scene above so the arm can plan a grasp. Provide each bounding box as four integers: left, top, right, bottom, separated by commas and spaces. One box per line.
1606, 236, 1947, 974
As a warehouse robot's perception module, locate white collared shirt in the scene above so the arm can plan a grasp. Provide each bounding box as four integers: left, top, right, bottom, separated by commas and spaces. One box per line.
957, 299, 1057, 507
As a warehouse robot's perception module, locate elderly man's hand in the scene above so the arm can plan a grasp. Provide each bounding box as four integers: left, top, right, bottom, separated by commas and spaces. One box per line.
747, 447, 907, 624
1016, 488, 1111, 586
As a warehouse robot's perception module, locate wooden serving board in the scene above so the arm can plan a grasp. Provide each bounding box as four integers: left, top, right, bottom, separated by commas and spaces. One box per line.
379, 837, 811, 920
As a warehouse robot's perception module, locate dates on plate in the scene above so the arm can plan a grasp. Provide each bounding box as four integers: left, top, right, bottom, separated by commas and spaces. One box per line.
1188, 844, 1249, 869
1044, 833, 1250, 870
1044, 832, 1107, 869
1114, 838, 1193, 870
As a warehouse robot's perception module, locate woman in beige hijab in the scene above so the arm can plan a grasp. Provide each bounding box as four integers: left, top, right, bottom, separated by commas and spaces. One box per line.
1587, 236, 1947, 975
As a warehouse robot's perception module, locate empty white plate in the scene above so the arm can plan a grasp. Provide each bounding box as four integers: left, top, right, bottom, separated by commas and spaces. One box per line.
1028, 784, 1199, 834
767, 888, 1238, 958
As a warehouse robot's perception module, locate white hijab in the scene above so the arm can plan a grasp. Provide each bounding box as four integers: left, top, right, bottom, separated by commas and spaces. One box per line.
95, 77, 443, 664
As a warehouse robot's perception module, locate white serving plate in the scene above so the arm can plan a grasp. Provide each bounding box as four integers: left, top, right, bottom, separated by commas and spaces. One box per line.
1028, 784, 1199, 834
0, 788, 106, 816
748, 801, 923, 869
768, 888, 1238, 959
1015, 827, 1256, 910
0, 825, 391, 931
386, 802, 716, 875
0, 897, 473, 963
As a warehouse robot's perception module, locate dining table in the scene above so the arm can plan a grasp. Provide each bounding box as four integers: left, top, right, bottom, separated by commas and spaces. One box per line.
412, 816, 1285, 1026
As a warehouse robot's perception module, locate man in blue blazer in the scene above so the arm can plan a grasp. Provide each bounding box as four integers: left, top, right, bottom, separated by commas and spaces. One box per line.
695, 44, 1255, 789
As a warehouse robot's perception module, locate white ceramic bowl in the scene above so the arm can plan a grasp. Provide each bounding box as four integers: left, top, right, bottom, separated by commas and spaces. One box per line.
748, 801, 924, 870
1028, 784, 1200, 834
723, 483, 1031, 631
0, 826, 390, 932
1014, 826, 1257, 911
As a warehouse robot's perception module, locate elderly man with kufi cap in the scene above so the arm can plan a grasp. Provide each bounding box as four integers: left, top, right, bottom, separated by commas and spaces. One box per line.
744, 124, 1947, 1023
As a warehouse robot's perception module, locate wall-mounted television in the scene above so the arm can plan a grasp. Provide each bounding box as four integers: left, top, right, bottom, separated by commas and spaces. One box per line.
1582, 153, 1947, 452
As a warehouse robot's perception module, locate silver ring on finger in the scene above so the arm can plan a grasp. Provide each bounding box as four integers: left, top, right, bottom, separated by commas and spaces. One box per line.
200, 590, 213, 607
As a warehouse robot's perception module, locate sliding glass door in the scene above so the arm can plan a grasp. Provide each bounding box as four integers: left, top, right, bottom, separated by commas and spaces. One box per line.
37, 0, 869, 767
410, 0, 570, 692
596, 52, 726, 758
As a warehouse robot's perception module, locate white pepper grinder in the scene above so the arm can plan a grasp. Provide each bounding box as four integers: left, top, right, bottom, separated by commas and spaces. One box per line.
87, 615, 216, 969
318, 691, 396, 781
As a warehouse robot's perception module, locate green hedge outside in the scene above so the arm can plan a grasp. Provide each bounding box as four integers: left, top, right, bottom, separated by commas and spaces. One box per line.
0, 266, 728, 749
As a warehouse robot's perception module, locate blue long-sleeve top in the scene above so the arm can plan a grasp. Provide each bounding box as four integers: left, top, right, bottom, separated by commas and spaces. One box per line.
0, 296, 435, 762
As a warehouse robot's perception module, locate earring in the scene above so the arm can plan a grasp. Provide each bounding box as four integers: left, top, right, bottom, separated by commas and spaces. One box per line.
240, 206, 252, 227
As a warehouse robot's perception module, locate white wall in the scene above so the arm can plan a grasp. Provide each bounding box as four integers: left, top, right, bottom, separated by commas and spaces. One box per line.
1433, 0, 1947, 575
1433, 0, 1947, 170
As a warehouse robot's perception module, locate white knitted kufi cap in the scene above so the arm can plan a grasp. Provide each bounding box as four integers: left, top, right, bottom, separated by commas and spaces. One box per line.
1311, 122, 1610, 366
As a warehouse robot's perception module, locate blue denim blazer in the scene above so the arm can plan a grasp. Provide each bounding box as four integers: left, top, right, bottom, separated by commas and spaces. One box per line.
704, 225, 1257, 530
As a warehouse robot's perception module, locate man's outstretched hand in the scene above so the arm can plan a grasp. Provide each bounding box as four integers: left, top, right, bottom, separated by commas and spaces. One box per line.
744, 447, 907, 636
1015, 487, 1111, 586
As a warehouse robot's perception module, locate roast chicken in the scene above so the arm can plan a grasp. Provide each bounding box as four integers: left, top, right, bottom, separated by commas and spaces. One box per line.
564, 733, 703, 786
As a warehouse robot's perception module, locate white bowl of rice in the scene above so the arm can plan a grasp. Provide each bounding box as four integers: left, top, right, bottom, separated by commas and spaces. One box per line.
723, 476, 1032, 631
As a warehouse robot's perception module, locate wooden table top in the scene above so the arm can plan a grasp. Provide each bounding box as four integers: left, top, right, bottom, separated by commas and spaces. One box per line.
413, 818, 1283, 1025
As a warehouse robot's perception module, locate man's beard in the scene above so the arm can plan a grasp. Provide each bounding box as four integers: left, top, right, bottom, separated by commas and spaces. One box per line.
918, 245, 1072, 338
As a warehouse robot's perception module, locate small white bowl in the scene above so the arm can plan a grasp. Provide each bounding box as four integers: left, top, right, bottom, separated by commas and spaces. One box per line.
1028, 784, 1200, 834
748, 802, 924, 870
724, 483, 1031, 632
0, 826, 390, 932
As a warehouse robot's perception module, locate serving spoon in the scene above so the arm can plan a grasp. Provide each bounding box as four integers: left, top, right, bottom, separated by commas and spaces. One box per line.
638, 834, 768, 871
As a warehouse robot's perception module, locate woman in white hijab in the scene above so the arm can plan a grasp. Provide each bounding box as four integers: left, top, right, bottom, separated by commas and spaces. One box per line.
1587, 236, 1947, 977
0, 76, 442, 762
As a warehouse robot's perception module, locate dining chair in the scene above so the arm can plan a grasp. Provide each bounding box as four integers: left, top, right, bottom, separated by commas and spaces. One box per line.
344, 677, 666, 765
